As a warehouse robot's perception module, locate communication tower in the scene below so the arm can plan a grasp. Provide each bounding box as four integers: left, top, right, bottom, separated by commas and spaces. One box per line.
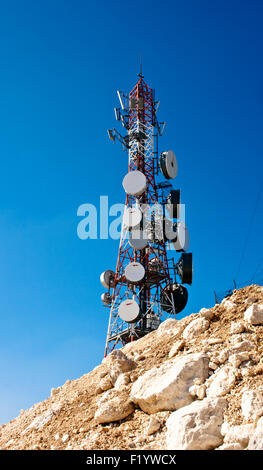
101, 72, 193, 356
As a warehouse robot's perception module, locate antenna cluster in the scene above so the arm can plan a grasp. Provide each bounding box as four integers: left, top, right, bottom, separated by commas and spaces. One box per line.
102, 75, 193, 356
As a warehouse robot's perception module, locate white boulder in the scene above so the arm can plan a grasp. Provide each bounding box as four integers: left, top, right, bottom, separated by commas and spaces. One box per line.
223, 423, 254, 448
182, 318, 210, 341
206, 364, 236, 397
247, 417, 263, 450
94, 389, 134, 424
228, 352, 250, 368
131, 353, 209, 414
102, 350, 137, 384
216, 442, 244, 450
230, 321, 245, 335
168, 339, 185, 358
241, 388, 263, 421
244, 304, 263, 325
166, 397, 227, 450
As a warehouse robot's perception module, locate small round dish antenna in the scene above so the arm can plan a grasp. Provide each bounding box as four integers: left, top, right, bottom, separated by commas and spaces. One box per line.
100, 270, 115, 289
129, 230, 148, 250
125, 262, 145, 283
122, 170, 147, 196
123, 207, 142, 230
163, 218, 177, 242
118, 299, 141, 323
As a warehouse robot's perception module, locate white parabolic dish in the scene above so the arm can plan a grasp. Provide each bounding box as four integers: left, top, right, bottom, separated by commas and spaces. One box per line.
123, 207, 142, 229
125, 262, 145, 283
118, 299, 141, 323
122, 170, 147, 196
129, 230, 148, 250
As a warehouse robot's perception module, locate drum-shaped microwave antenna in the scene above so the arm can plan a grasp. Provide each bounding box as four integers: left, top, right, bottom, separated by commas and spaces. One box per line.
159, 151, 178, 180
101, 292, 113, 306
125, 262, 145, 284
172, 222, 189, 252
166, 189, 181, 219
177, 252, 193, 285
100, 270, 115, 289
118, 299, 141, 323
160, 284, 188, 314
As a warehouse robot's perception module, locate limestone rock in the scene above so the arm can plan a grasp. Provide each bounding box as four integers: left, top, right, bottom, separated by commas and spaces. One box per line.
216, 442, 244, 450
230, 340, 254, 354
168, 339, 185, 358
166, 397, 227, 450
221, 299, 236, 310
146, 417, 161, 436
98, 375, 113, 392
131, 353, 209, 414
244, 304, 263, 325
199, 308, 215, 320
157, 318, 184, 337
206, 337, 224, 345
189, 384, 206, 400
182, 318, 210, 341
228, 352, 250, 369
230, 321, 245, 335
22, 409, 56, 435
94, 389, 134, 424
206, 364, 236, 397
241, 388, 263, 421
114, 373, 130, 391
223, 423, 254, 448
102, 350, 137, 384
247, 417, 263, 450
217, 349, 229, 364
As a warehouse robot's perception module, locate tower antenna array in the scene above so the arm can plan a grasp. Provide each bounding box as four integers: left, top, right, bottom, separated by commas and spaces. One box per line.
102, 74, 193, 356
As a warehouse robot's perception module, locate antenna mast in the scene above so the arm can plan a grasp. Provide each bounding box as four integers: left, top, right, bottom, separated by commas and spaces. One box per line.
102, 74, 193, 356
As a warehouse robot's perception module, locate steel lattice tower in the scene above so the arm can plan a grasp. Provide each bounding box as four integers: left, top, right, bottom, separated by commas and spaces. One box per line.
102, 73, 192, 356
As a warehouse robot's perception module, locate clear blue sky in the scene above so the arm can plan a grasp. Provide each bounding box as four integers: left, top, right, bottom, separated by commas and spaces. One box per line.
0, 0, 262, 424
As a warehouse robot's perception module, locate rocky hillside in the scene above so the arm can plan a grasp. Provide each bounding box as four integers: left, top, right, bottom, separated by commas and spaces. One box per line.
1, 285, 263, 450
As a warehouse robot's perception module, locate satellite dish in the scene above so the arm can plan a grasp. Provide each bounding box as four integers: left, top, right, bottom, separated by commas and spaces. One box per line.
100, 270, 115, 289
129, 230, 148, 250
125, 262, 145, 283
163, 218, 177, 242
177, 253, 193, 285
101, 292, 113, 306
160, 284, 188, 314
159, 151, 178, 180
122, 170, 147, 197
166, 190, 181, 219
118, 299, 141, 323
123, 207, 142, 230
172, 222, 189, 252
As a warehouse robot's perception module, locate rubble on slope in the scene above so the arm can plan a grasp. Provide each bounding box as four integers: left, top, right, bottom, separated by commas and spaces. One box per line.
0, 285, 263, 451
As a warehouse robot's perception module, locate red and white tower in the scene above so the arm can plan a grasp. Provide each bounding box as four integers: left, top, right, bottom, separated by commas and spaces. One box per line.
101, 72, 193, 356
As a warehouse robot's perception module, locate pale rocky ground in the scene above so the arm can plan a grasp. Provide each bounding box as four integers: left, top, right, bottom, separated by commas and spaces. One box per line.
1, 285, 263, 450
